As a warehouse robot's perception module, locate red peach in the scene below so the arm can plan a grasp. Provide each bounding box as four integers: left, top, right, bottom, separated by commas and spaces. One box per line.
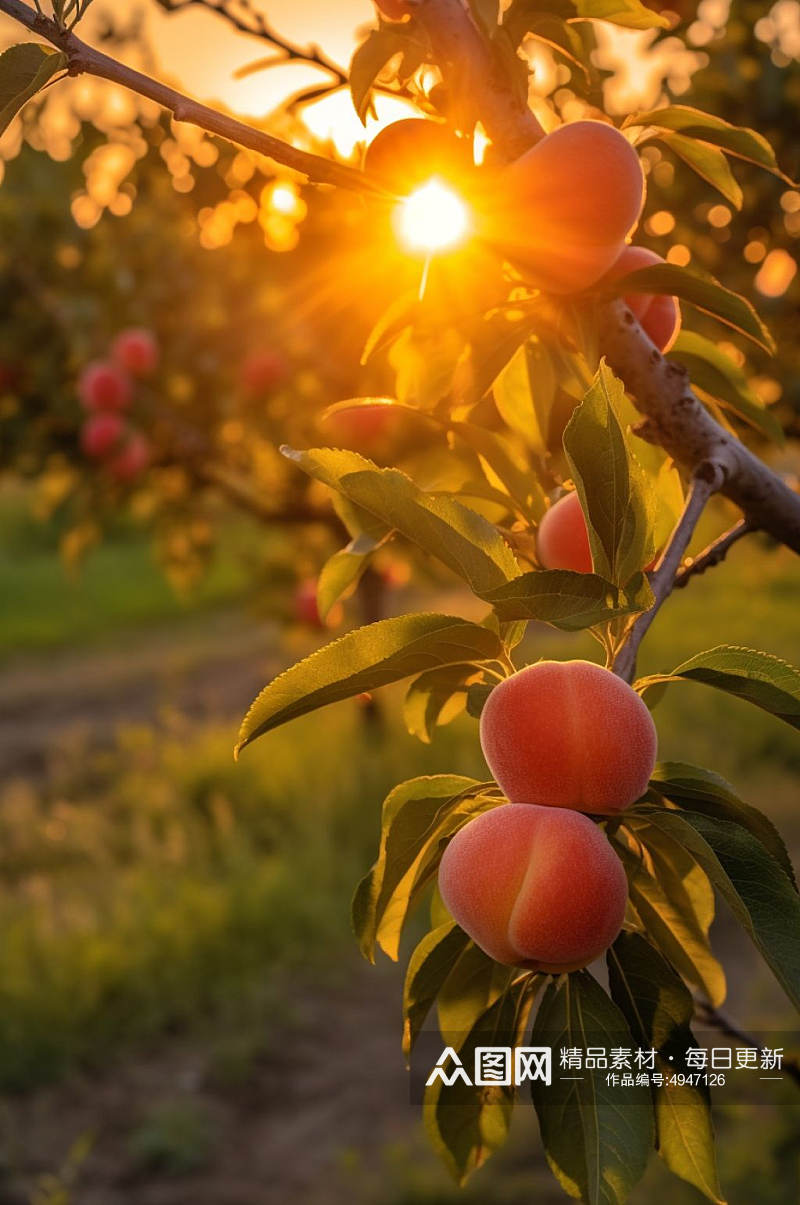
108, 432, 150, 482
538, 491, 593, 574
363, 119, 473, 193
240, 350, 289, 398
78, 361, 133, 412
479, 660, 657, 813
485, 121, 645, 293
112, 328, 159, 378
81, 412, 126, 459
293, 579, 324, 629
322, 404, 394, 452
438, 803, 628, 970
374, 0, 413, 19
602, 245, 681, 352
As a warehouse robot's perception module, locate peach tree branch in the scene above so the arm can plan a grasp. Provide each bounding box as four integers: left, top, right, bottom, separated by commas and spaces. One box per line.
0, 0, 372, 192
613, 463, 725, 683
674, 518, 754, 589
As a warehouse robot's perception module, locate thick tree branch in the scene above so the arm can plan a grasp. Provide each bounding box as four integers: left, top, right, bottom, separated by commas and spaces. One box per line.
599, 302, 800, 553
0, 0, 373, 192
613, 464, 724, 682
674, 518, 754, 589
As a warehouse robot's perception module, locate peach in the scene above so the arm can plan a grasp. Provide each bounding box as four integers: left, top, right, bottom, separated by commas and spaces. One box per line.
78, 361, 132, 412
112, 328, 159, 378
240, 350, 288, 398
363, 119, 473, 194
322, 404, 394, 452
108, 432, 150, 482
438, 803, 628, 970
602, 245, 681, 352
81, 412, 126, 459
479, 660, 657, 813
537, 491, 593, 574
484, 121, 645, 293
293, 579, 324, 629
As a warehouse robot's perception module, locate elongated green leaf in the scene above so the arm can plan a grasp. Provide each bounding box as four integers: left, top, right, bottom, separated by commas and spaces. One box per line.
404, 664, 478, 743
624, 105, 792, 181
403, 922, 472, 1059
637, 645, 800, 730
649, 761, 796, 887
450, 420, 547, 522
571, 0, 669, 30
628, 807, 800, 1012
425, 974, 539, 1184
352, 775, 500, 962
613, 832, 726, 1007
485, 568, 652, 630
608, 934, 724, 1205
603, 263, 775, 354
283, 447, 520, 595
656, 131, 743, 209
236, 614, 505, 754
436, 941, 514, 1042
564, 361, 657, 585
670, 332, 784, 444
493, 339, 556, 458
531, 971, 654, 1205
0, 44, 67, 136
349, 26, 410, 122
317, 531, 389, 618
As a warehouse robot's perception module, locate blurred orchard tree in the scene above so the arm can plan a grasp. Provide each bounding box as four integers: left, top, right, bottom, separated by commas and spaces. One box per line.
1, 1, 800, 1202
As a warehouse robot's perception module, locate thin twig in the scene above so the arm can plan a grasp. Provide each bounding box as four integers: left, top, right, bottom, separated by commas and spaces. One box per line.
155, 0, 347, 86
613, 463, 726, 682
674, 519, 754, 589
696, 1001, 800, 1090
0, 0, 377, 193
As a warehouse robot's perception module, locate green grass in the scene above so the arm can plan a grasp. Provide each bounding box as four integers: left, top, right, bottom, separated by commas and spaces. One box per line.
0, 484, 262, 660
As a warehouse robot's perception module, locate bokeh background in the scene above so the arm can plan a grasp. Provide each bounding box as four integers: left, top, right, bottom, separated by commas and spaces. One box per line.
0, 1, 799, 1202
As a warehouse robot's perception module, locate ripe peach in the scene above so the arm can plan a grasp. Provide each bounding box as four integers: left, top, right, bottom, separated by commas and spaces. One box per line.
363, 119, 473, 194
538, 491, 593, 574
479, 660, 657, 813
438, 803, 628, 970
322, 404, 394, 452
112, 327, 159, 378
240, 350, 288, 398
602, 245, 681, 352
78, 361, 132, 412
108, 432, 150, 482
81, 412, 126, 459
293, 579, 324, 629
484, 121, 645, 293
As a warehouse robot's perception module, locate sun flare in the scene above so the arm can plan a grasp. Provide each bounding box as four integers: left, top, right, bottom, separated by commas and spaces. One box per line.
394, 180, 471, 254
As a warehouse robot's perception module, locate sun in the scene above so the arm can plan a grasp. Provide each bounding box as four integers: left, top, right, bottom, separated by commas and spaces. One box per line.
394, 179, 472, 254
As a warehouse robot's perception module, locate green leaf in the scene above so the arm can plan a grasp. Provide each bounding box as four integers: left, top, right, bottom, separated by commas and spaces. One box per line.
624, 105, 793, 182
352, 775, 499, 962
531, 971, 654, 1205
403, 922, 472, 1059
637, 645, 800, 730
349, 26, 411, 123
628, 807, 800, 1013
493, 338, 557, 458
602, 264, 775, 354
404, 664, 479, 743
436, 941, 514, 1042
390, 326, 467, 410
236, 613, 505, 754
608, 934, 725, 1205
564, 362, 657, 585
571, 0, 670, 30
450, 420, 547, 522
655, 131, 743, 209
283, 447, 520, 596
649, 761, 797, 888
484, 568, 652, 631
612, 829, 726, 1007
425, 974, 539, 1184
317, 531, 389, 619
670, 332, 784, 445
0, 44, 67, 136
